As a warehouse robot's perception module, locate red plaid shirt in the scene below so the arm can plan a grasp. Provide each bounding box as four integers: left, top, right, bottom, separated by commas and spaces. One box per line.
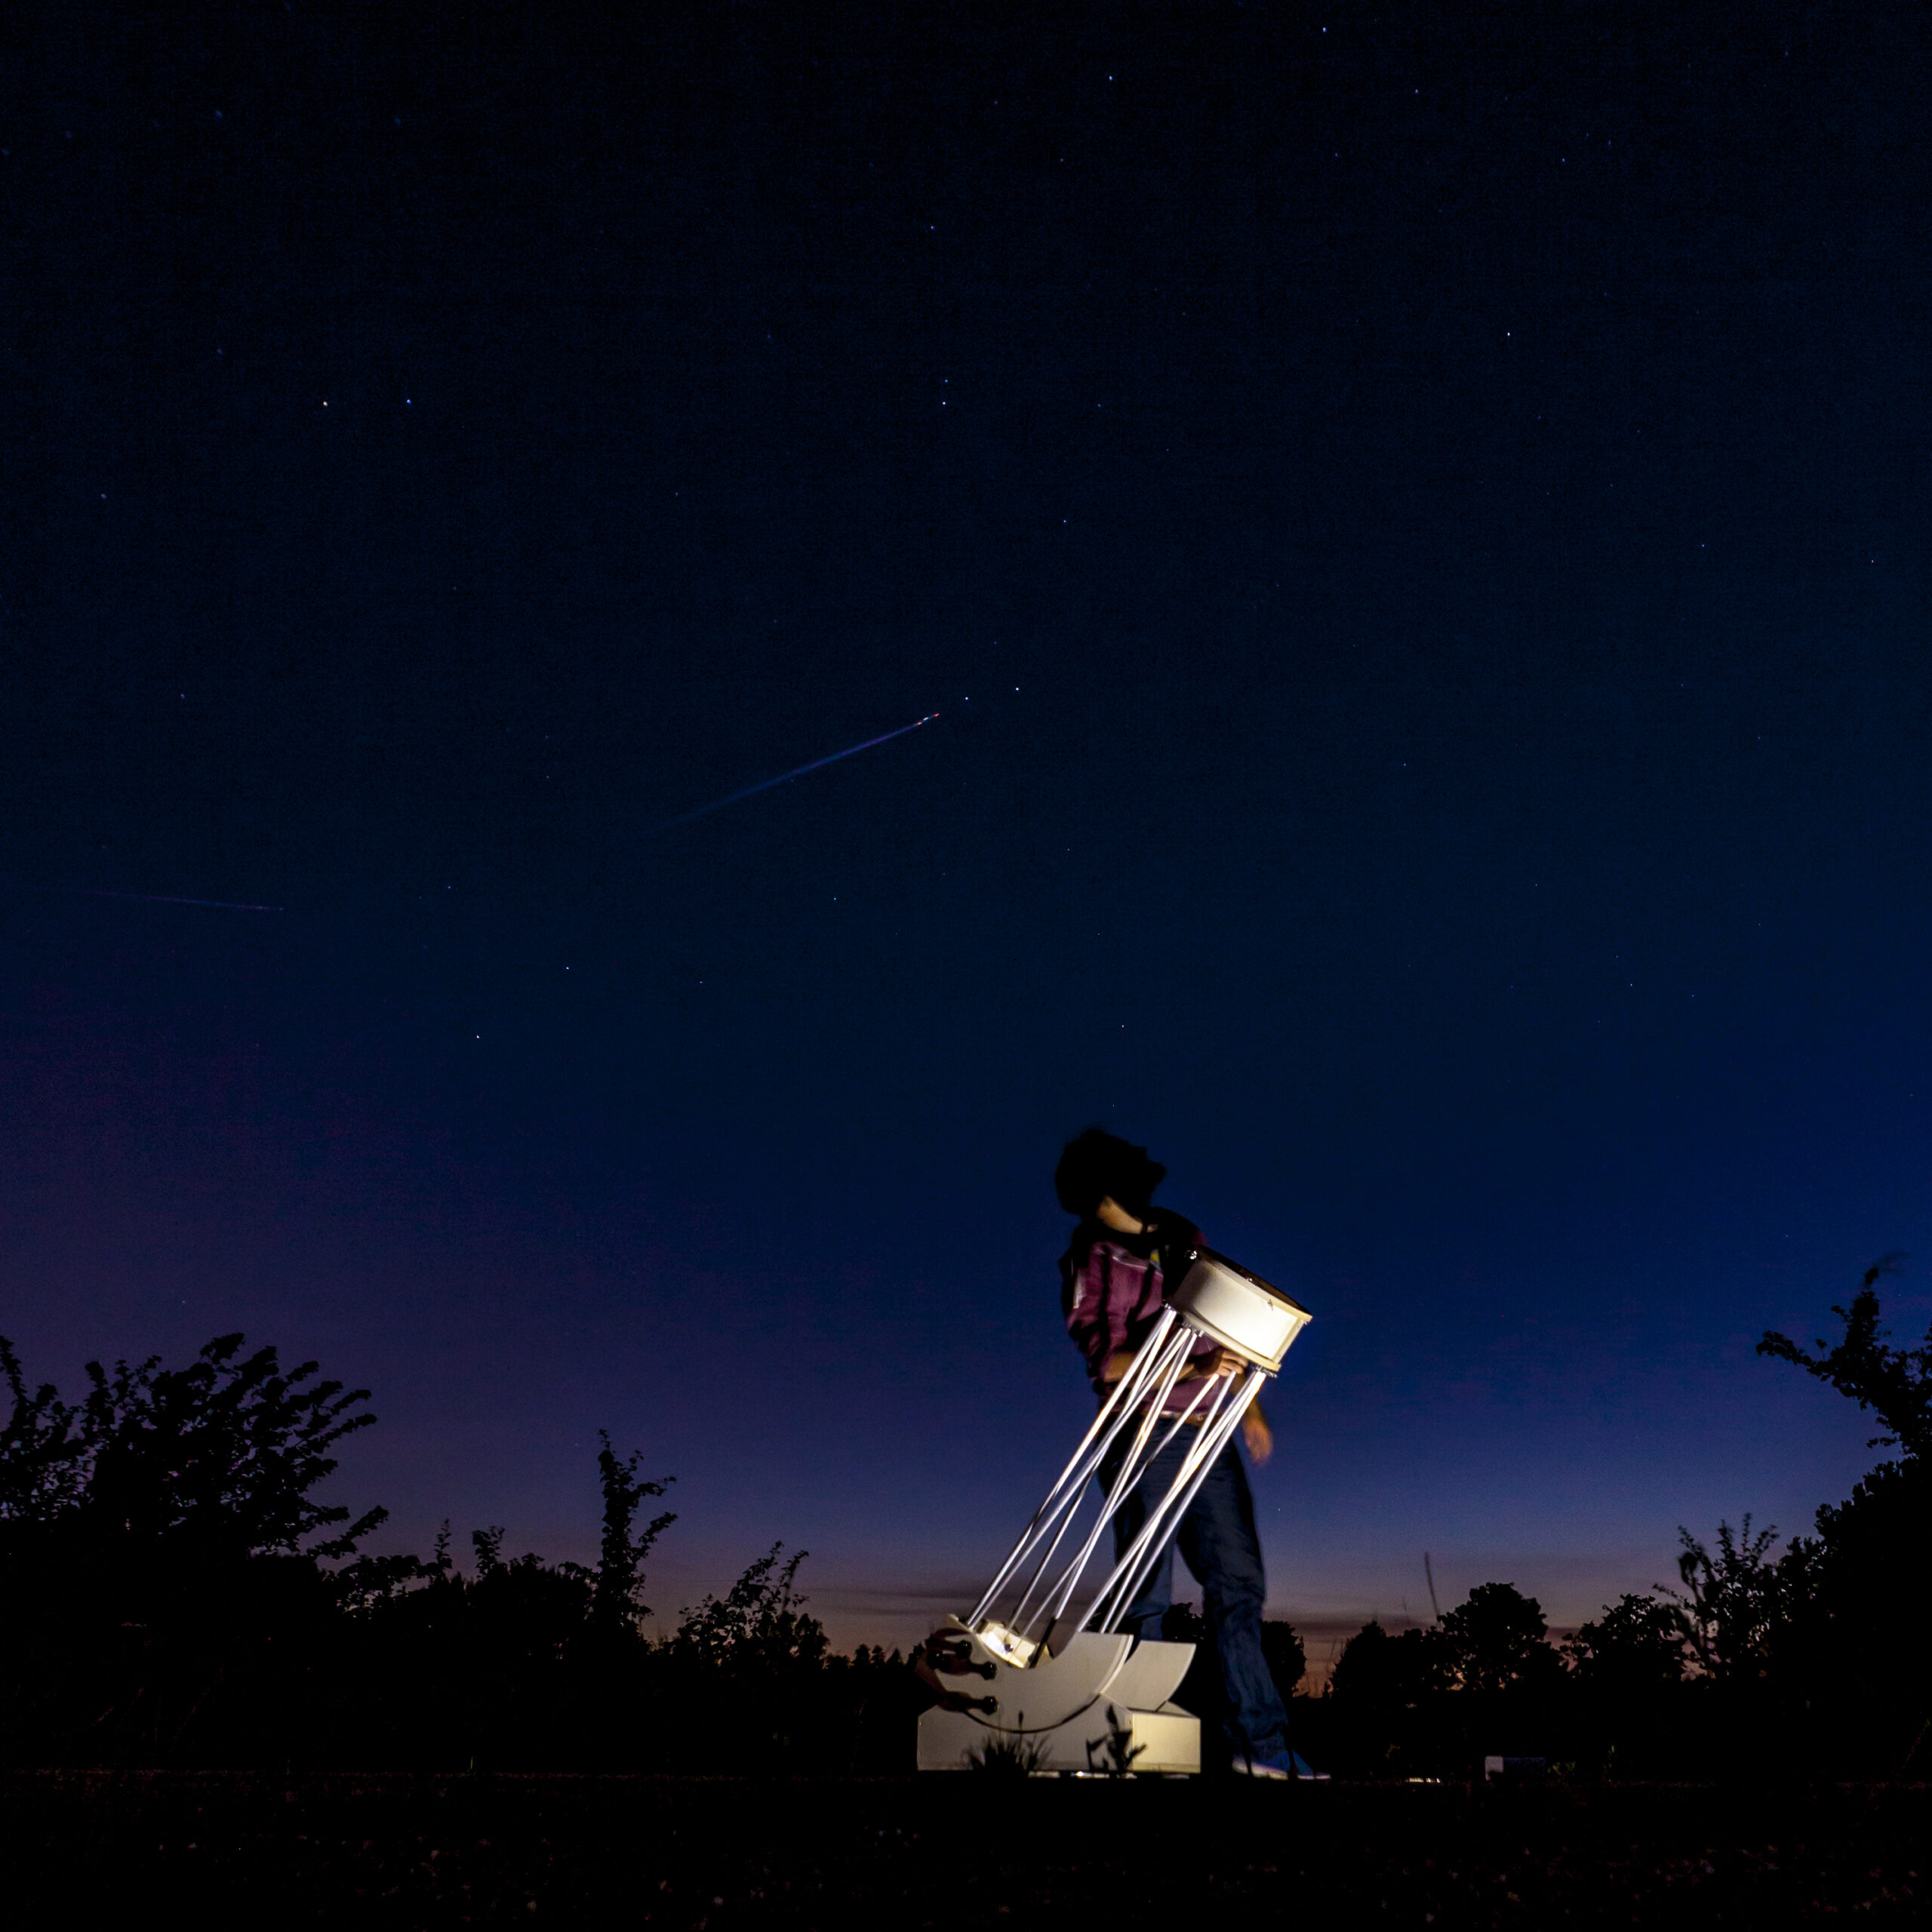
1060, 1214, 1217, 1411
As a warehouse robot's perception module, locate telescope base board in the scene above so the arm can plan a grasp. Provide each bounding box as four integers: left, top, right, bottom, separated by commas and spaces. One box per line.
917, 1700, 1200, 1775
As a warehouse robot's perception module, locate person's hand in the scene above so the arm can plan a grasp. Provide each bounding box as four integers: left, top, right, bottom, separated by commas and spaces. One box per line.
1182, 1346, 1232, 1380
1242, 1402, 1273, 1466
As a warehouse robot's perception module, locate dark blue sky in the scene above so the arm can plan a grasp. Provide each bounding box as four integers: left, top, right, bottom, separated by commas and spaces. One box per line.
3, 2, 1927, 1656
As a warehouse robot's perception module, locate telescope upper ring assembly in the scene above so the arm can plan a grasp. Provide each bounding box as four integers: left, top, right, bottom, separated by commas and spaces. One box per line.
1166, 1247, 1311, 1373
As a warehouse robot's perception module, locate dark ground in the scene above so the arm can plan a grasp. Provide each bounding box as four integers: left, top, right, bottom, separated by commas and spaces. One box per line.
2, 1772, 1926, 1928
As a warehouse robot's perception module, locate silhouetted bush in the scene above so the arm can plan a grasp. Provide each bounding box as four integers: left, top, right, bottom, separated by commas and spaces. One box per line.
1563, 1592, 1690, 1777
1754, 1263, 1932, 1774
0, 1331, 913, 1773
0, 1331, 381, 1764
1259, 1617, 1306, 1700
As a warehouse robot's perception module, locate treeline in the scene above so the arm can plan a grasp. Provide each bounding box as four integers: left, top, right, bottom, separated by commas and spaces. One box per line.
1294, 1263, 1932, 1780
2, 1263, 1927, 1777
0, 1335, 919, 1771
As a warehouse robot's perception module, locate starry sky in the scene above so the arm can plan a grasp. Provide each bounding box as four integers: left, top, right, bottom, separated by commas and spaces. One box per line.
3, 2, 1927, 1660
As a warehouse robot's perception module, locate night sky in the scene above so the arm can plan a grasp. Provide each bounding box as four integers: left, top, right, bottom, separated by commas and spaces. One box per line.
4, 3, 1927, 1662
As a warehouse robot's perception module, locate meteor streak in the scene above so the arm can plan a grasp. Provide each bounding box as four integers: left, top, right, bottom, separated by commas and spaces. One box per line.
61, 888, 285, 912
648, 712, 940, 834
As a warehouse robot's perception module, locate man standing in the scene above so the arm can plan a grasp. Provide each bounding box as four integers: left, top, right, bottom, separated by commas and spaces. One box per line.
1056, 1127, 1302, 1777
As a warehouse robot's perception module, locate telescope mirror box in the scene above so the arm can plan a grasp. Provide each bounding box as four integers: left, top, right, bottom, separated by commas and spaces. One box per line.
1167, 1247, 1310, 1371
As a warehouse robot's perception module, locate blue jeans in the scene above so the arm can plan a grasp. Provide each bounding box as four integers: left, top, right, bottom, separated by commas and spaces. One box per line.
1097, 1426, 1289, 1763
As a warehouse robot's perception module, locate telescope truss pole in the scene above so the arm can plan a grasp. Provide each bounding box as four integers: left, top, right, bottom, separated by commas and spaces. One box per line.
1026, 1328, 1196, 1642
1085, 1364, 1269, 1636
1004, 1327, 1201, 1638
1023, 1342, 1222, 1648
963, 1308, 1180, 1631
964, 1309, 1285, 1655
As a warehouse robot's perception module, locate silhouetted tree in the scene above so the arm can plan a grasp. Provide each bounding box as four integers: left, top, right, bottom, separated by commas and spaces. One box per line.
1260, 1618, 1307, 1700
1758, 1263, 1932, 1771
1438, 1582, 1558, 1697
0, 1331, 381, 1557
0, 1331, 386, 1765
1564, 1593, 1687, 1696
1796, 1459, 1932, 1771
589, 1429, 675, 1632
649, 1543, 838, 1771
340, 1436, 673, 1770
668, 1543, 825, 1674
0, 1337, 89, 1520
1159, 1599, 1208, 1645
1563, 1592, 1690, 1777
1659, 1518, 1795, 1680
1327, 1618, 1457, 1775
1429, 1583, 1564, 1769
1758, 1256, 1932, 1458
1331, 1619, 1454, 1710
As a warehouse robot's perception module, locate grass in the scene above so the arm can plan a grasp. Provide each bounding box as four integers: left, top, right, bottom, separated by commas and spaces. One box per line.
1, 1770, 1927, 1927
966, 1730, 1050, 1777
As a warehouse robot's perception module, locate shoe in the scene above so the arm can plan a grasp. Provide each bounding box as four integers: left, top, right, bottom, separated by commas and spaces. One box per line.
1235, 1749, 1321, 1780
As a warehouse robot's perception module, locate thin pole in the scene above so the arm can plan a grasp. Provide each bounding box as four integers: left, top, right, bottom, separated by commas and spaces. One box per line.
973, 1321, 1186, 1632
1017, 1358, 1227, 1634
964, 1309, 1179, 1628
1084, 1377, 1240, 1635
1033, 1336, 1197, 1635
1005, 1328, 1198, 1632
1028, 1333, 1196, 1642
1091, 1392, 1251, 1638
1089, 1368, 1267, 1636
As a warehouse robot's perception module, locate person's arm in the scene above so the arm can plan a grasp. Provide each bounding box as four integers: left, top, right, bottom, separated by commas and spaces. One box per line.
1242, 1398, 1272, 1465
1066, 1240, 1115, 1380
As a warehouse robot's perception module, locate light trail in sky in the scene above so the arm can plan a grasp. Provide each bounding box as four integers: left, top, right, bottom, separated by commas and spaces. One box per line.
647, 712, 941, 834
60, 888, 286, 912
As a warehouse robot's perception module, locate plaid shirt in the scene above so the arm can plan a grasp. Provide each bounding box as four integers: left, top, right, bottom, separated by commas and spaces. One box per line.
1060, 1213, 1217, 1411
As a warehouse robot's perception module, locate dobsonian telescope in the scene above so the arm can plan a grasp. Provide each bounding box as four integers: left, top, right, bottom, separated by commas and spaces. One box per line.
916, 1244, 1310, 1774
